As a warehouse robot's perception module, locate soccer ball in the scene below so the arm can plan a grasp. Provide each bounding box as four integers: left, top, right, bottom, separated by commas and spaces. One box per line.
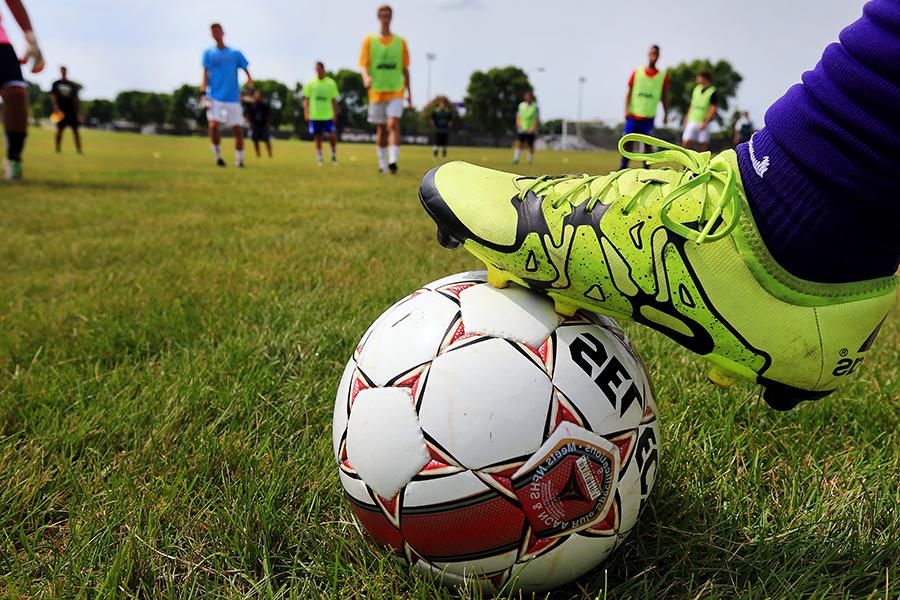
332, 271, 659, 593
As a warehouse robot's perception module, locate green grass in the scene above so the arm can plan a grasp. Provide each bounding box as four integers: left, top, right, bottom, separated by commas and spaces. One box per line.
1, 129, 897, 599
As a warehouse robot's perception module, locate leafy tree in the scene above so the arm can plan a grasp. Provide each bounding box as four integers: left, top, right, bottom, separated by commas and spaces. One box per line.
666, 59, 742, 124
464, 66, 532, 138
25, 81, 51, 121
417, 96, 462, 132
333, 69, 367, 130
400, 106, 420, 134
283, 82, 305, 136
84, 99, 115, 125
143, 93, 168, 126
114, 90, 150, 124
168, 84, 205, 131
539, 118, 564, 135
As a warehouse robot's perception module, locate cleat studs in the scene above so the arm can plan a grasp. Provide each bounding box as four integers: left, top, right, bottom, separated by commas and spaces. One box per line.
707, 366, 737, 389
553, 299, 579, 317
486, 266, 511, 289
436, 228, 461, 249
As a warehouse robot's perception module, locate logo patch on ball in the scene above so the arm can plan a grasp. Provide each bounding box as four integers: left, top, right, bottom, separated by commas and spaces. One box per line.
512, 422, 619, 538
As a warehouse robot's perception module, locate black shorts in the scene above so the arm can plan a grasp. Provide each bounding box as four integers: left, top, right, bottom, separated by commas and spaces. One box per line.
0, 44, 25, 88
57, 113, 80, 130
251, 126, 270, 142
517, 132, 536, 146
434, 131, 449, 147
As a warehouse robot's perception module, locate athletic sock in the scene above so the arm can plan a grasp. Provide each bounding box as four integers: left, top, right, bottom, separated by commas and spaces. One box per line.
316, 149, 324, 163
235, 149, 244, 165
211, 144, 222, 160
736, 0, 900, 283
376, 146, 388, 171
433, 145, 438, 156
5, 131, 26, 161
388, 145, 399, 165
513, 148, 521, 162
527, 153, 534, 164
331, 149, 337, 161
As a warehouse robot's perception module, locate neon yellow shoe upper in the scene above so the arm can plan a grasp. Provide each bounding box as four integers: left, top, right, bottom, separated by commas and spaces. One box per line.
419, 134, 897, 409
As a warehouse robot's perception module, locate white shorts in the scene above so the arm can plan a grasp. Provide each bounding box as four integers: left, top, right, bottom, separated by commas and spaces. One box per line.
367, 98, 404, 124
682, 121, 710, 144
206, 100, 244, 128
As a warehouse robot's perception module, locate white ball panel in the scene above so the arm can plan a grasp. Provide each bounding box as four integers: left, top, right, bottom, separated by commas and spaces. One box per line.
354, 293, 414, 361
357, 291, 460, 385
419, 338, 551, 469
431, 548, 518, 577
338, 470, 374, 506
511, 534, 617, 592
332, 359, 357, 462
403, 470, 489, 508
553, 325, 645, 434
346, 387, 430, 499
423, 270, 487, 290
459, 283, 562, 347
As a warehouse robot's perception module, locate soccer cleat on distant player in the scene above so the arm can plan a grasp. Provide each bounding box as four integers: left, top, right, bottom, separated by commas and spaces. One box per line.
216, 158, 226, 167
419, 134, 897, 409
3, 160, 22, 181
389, 162, 398, 174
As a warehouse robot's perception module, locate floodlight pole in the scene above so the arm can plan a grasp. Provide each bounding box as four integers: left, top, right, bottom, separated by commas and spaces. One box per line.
577, 76, 586, 139
426, 52, 437, 103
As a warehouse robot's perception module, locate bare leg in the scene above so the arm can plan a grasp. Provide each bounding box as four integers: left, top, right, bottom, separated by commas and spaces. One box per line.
73, 127, 82, 153
209, 121, 221, 145
232, 126, 244, 151
2, 86, 28, 175
265, 140, 272, 157
253, 139, 260, 157
55, 127, 63, 152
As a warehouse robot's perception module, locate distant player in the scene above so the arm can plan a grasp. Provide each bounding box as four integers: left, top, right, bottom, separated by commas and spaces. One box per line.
1, 0, 43, 181
430, 97, 452, 158
620, 44, 669, 169
733, 110, 754, 146
201, 23, 253, 167
681, 70, 717, 151
51, 65, 82, 154
304, 61, 340, 166
359, 4, 411, 174
512, 90, 538, 165
244, 89, 272, 158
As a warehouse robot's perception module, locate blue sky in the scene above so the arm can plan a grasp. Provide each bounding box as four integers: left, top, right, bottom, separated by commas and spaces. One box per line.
7, 0, 867, 125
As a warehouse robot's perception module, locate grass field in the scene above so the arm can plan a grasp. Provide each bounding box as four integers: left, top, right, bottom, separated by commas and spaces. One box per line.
1, 128, 898, 599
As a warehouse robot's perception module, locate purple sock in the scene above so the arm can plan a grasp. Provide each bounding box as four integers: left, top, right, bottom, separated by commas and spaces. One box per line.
736, 0, 900, 283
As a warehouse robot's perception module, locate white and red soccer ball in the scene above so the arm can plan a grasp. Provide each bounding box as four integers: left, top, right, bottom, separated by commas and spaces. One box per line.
332, 271, 659, 593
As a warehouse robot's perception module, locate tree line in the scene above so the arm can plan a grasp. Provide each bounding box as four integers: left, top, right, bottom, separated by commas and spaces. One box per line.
24, 59, 741, 137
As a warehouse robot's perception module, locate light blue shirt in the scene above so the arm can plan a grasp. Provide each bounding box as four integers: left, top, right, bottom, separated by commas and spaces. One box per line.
202, 46, 248, 103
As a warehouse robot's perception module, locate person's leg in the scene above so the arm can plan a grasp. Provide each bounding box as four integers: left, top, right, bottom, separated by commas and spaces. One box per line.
2, 85, 28, 178
72, 125, 82, 153
209, 121, 224, 165
527, 137, 535, 163
735, 0, 900, 282
232, 125, 244, 167
387, 116, 400, 173
314, 132, 324, 165
55, 123, 63, 152
512, 139, 522, 164
265, 135, 272, 158
375, 124, 388, 172
253, 135, 260, 157
328, 131, 337, 163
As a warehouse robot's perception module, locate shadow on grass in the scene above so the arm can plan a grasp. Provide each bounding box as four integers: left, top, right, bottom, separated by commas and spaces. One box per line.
556, 483, 894, 599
